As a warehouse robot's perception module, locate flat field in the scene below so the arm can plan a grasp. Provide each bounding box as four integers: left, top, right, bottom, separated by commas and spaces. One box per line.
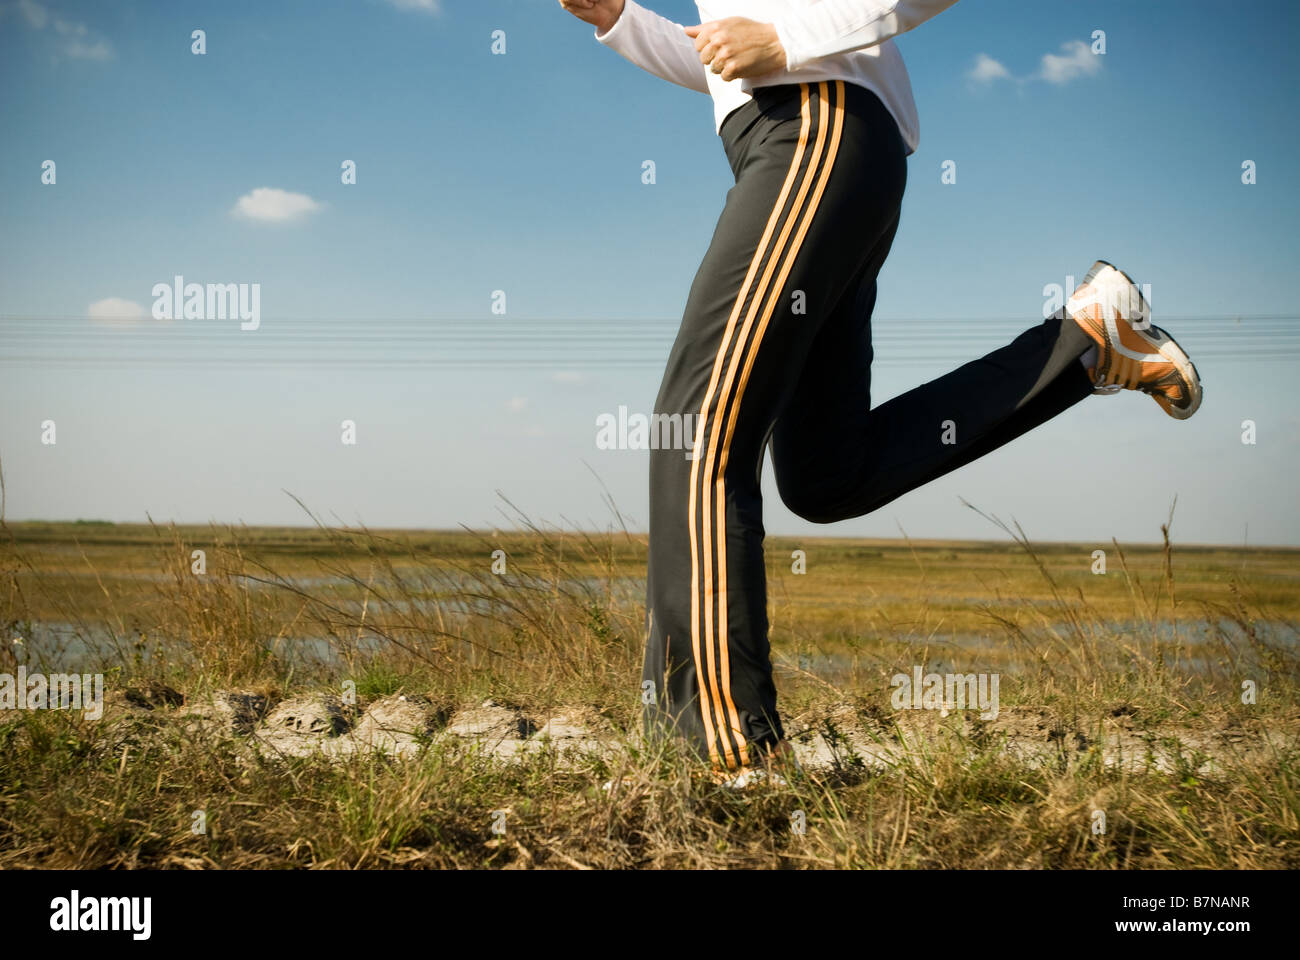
1, 519, 1295, 868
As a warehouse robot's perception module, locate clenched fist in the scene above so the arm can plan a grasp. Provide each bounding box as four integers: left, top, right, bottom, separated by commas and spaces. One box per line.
558, 0, 626, 34
684, 17, 786, 82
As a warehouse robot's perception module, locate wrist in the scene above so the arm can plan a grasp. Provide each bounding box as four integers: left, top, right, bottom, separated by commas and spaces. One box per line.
764, 23, 786, 70
595, 0, 626, 36
771, 18, 800, 71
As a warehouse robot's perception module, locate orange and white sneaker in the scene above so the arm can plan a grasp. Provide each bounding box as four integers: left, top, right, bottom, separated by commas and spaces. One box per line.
1067, 260, 1202, 419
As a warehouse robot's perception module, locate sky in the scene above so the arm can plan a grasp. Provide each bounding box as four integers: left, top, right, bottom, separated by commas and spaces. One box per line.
1, 0, 1297, 546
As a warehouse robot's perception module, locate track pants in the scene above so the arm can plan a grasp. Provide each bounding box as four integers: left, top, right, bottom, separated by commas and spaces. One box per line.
643, 80, 1094, 770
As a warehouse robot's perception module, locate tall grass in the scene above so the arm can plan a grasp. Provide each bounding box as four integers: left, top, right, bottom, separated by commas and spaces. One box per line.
0, 494, 1296, 868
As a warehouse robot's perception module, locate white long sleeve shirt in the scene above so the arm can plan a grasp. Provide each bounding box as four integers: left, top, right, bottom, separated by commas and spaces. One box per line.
596, 0, 960, 154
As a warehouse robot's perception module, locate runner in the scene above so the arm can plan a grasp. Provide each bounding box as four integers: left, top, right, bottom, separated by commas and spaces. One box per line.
558, 0, 1203, 777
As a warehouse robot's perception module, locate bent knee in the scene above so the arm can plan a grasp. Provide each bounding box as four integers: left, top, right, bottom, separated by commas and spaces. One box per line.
775, 476, 845, 525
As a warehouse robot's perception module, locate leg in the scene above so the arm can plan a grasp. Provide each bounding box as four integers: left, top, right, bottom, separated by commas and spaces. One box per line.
772, 277, 1094, 523
643, 80, 907, 769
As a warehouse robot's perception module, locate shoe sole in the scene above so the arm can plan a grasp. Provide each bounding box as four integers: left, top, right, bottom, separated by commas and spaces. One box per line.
1076, 260, 1203, 420
1137, 322, 1202, 420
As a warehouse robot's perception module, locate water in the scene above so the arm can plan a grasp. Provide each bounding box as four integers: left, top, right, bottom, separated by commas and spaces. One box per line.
782, 618, 1297, 682
9, 614, 1293, 679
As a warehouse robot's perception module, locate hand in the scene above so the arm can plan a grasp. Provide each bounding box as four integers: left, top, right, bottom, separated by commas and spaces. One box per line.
684, 18, 786, 82
558, 0, 625, 34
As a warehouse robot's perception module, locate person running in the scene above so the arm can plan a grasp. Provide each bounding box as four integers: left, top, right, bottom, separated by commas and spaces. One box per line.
558, 0, 1203, 776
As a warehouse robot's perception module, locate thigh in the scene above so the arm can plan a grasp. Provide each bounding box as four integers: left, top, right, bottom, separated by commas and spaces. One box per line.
654, 88, 825, 423
660, 81, 908, 471
770, 211, 900, 487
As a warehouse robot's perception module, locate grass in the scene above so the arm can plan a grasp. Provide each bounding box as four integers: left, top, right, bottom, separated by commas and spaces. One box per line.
0, 501, 1297, 869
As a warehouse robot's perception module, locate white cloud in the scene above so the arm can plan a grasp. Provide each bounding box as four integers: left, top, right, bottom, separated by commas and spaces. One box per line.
62, 38, 111, 60
550, 370, 586, 384
1040, 40, 1102, 85
231, 187, 322, 223
16, 0, 46, 28
967, 40, 1103, 91
507, 396, 528, 412
87, 297, 147, 322
8, 1, 114, 61
383, 0, 440, 14
968, 53, 1010, 85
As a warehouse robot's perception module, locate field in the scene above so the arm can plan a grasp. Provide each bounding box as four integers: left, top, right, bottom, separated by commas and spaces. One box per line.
1, 513, 1297, 869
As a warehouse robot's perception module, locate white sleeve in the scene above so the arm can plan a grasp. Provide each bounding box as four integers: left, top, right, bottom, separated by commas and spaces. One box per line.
596, 0, 709, 94
772, 0, 961, 71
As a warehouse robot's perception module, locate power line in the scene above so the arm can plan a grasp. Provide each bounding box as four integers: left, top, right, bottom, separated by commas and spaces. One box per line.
2, 315, 1295, 368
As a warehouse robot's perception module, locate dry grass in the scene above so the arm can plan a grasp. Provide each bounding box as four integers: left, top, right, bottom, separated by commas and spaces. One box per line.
0, 500, 1296, 869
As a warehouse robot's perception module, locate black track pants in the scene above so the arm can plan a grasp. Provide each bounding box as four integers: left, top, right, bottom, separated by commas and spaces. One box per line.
642, 80, 1093, 769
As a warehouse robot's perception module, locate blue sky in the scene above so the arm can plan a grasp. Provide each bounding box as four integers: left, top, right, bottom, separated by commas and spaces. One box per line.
1, 0, 1297, 545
